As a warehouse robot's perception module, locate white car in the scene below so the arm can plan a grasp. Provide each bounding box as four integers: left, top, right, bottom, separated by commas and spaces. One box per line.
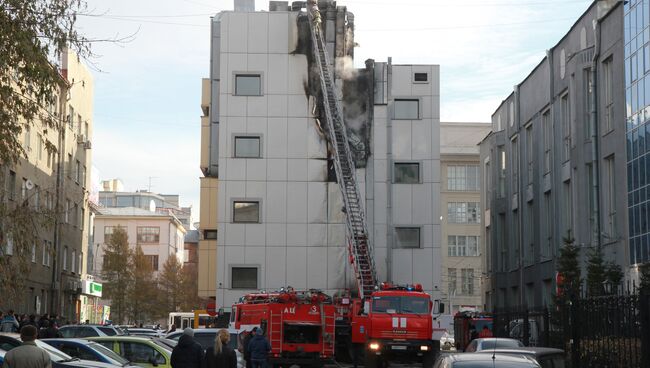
126, 328, 166, 338
166, 328, 244, 368
59, 325, 122, 338
465, 337, 525, 352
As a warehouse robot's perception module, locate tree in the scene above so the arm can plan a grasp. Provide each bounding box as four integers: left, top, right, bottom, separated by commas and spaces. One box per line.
555, 231, 581, 304
158, 255, 183, 314
640, 263, 650, 295
128, 245, 159, 325
586, 246, 606, 296
102, 227, 132, 324
604, 261, 624, 294
178, 263, 203, 311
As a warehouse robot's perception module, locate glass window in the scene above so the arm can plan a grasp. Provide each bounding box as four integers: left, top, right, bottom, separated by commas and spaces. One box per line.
116, 196, 134, 207
413, 73, 428, 82
394, 163, 420, 184
233, 201, 260, 223
461, 268, 474, 295
562, 94, 571, 161
395, 227, 420, 248
371, 296, 429, 314
234, 136, 261, 158
448, 236, 457, 256
104, 226, 116, 243
235, 74, 261, 96
448, 268, 457, 295
542, 110, 552, 173
137, 227, 160, 244
393, 99, 419, 119
144, 255, 159, 271
498, 146, 506, 198
232, 267, 258, 289
121, 342, 165, 365
447, 165, 480, 191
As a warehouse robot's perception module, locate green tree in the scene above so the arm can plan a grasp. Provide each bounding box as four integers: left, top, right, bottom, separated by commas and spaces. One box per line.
102, 226, 132, 324
639, 263, 650, 295
178, 263, 202, 311
158, 255, 183, 314
604, 261, 624, 294
128, 245, 158, 324
555, 231, 581, 304
586, 246, 606, 296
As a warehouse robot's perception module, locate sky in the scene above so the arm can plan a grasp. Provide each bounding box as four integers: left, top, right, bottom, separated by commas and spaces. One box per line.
77, 0, 593, 222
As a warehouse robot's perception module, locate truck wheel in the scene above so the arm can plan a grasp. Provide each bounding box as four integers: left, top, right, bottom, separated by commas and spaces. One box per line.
365, 350, 378, 368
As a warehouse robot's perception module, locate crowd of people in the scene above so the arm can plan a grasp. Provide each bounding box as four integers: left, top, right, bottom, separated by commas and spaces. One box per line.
0, 310, 64, 339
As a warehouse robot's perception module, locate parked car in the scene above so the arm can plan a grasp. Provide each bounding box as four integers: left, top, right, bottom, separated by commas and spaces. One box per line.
434, 352, 541, 368
476, 347, 566, 368
465, 337, 525, 352
43, 338, 140, 367
127, 328, 166, 338
59, 325, 122, 338
88, 336, 172, 368
165, 328, 243, 368
0, 333, 122, 367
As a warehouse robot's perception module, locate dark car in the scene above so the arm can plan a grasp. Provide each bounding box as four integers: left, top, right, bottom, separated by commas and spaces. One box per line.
476, 347, 566, 368
43, 338, 140, 367
0, 333, 121, 367
434, 352, 541, 368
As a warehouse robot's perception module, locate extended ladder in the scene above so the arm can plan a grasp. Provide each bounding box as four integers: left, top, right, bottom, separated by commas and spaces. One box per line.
307, 11, 377, 299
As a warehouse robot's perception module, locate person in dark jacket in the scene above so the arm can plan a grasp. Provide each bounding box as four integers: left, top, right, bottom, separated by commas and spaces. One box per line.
242, 327, 257, 368
171, 328, 204, 368
203, 329, 237, 368
247, 328, 270, 368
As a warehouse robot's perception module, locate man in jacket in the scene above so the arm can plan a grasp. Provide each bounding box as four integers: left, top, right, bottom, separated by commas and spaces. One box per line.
247, 328, 271, 368
170, 328, 203, 368
2, 325, 51, 368
0, 310, 19, 332
242, 327, 257, 368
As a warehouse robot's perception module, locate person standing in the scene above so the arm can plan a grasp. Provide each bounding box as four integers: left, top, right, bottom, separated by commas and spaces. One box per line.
203, 329, 237, 368
0, 310, 19, 332
247, 328, 271, 368
170, 328, 203, 368
2, 325, 51, 368
242, 327, 257, 368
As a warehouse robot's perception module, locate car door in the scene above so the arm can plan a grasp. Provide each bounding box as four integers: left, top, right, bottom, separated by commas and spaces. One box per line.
120, 341, 167, 368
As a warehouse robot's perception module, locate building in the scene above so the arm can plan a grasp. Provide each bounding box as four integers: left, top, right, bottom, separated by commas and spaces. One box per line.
440, 122, 491, 314
480, 0, 627, 310
0, 49, 94, 322
92, 207, 186, 279
200, 0, 442, 307
184, 229, 199, 267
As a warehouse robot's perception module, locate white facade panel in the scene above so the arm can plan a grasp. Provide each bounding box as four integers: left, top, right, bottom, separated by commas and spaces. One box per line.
286, 182, 308, 223
267, 118, 288, 158
286, 247, 307, 288
287, 158, 308, 181
247, 13, 269, 54
307, 247, 327, 289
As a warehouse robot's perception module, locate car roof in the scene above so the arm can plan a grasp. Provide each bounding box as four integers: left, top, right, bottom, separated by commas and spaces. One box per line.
167, 328, 239, 334
445, 353, 539, 364
88, 336, 159, 342
476, 347, 565, 356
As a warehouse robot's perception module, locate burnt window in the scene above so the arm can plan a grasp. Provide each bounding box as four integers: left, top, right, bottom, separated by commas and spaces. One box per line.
414, 73, 428, 82
394, 162, 420, 184
233, 201, 260, 223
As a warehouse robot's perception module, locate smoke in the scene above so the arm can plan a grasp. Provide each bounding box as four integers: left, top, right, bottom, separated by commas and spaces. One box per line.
335, 56, 357, 80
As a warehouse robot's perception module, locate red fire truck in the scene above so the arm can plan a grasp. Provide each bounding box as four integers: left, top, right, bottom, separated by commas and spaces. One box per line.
230, 289, 336, 367
453, 311, 493, 351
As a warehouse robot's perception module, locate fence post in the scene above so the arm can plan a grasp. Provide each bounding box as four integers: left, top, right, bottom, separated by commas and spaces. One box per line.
523, 307, 530, 346
642, 292, 650, 367
543, 307, 550, 347
570, 297, 580, 368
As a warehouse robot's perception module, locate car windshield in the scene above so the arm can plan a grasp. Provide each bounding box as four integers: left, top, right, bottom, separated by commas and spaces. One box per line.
372, 296, 429, 314
89, 342, 130, 365
480, 339, 524, 350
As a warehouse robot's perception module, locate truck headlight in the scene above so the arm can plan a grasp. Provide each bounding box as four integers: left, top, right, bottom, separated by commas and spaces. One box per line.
369, 342, 380, 351
420, 346, 429, 351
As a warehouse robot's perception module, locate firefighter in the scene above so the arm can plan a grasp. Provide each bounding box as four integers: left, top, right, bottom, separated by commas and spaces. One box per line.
308, 0, 321, 32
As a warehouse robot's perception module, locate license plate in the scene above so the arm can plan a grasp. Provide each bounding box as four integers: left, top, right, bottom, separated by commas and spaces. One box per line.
391, 346, 407, 350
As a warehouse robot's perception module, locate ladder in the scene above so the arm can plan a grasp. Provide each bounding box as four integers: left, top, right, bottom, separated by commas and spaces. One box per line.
307, 11, 377, 299
269, 310, 283, 354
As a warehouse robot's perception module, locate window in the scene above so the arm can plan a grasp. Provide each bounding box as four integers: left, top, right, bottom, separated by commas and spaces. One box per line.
413, 72, 428, 82
137, 227, 160, 244
72, 250, 76, 273
564, 180, 573, 233
122, 342, 165, 365
511, 137, 519, 192
542, 110, 552, 174
395, 227, 420, 248
447, 202, 481, 224
144, 255, 159, 271
393, 99, 419, 119
65, 200, 70, 223
203, 230, 218, 240
21, 178, 27, 198
605, 156, 617, 236
31, 243, 36, 263
81, 166, 86, 186
77, 114, 82, 136
84, 122, 89, 138
104, 226, 115, 243
604, 58, 614, 132
509, 101, 514, 127
232, 267, 258, 289
235, 74, 261, 96
584, 69, 593, 139
524, 203, 534, 266
34, 185, 39, 209
498, 146, 506, 198
63, 246, 68, 271
561, 94, 571, 161
73, 203, 78, 228
234, 136, 261, 158
448, 236, 480, 256
485, 161, 491, 208
42, 241, 48, 266
461, 269, 474, 295
526, 124, 533, 184
79, 252, 82, 274
394, 163, 420, 184
37, 134, 43, 160
67, 153, 72, 178
233, 201, 260, 223
448, 268, 457, 295
447, 165, 480, 191
542, 193, 553, 259
8, 171, 16, 200
68, 105, 74, 129
75, 160, 80, 183
24, 125, 31, 151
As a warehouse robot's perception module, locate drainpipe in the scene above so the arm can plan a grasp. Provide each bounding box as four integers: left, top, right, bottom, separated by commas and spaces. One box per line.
590, 19, 602, 251
386, 57, 393, 282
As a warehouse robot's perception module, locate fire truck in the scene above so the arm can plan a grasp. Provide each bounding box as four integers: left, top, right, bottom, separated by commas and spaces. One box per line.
453, 311, 493, 351
230, 289, 336, 367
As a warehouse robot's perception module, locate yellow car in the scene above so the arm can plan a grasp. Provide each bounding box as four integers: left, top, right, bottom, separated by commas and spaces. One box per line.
87, 336, 172, 368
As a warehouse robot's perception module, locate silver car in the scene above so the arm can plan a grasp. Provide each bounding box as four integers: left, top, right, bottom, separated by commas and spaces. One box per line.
434, 352, 540, 368
464, 337, 525, 352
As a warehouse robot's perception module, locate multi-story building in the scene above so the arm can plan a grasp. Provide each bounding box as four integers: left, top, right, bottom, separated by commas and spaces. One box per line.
93, 207, 186, 279
440, 123, 491, 314
1, 49, 94, 322
200, 0, 442, 306
480, 0, 628, 310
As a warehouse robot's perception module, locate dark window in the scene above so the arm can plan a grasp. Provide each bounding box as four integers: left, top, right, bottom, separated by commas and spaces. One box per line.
394, 163, 420, 184
194, 333, 217, 350
204, 230, 218, 240
8, 170, 16, 200
235, 74, 261, 96
233, 201, 260, 223
144, 255, 159, 271
98, 327, 117, 336
283, 324, 320, 344
394, 99, 419, 119
414, 73, 428, 82
78, 327, 99, 337
395, 227, 420, 248
121, 342, 165, 365
232, 267, 258, 289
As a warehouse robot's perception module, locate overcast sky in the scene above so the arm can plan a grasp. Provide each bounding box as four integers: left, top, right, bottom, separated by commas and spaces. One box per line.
77, 0, 592, 222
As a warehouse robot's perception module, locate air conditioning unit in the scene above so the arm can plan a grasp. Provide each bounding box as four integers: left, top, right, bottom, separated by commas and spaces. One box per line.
83, 140, 92, 150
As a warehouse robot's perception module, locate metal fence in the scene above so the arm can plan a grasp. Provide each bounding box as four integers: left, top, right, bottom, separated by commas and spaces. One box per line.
493, 290, 650, 368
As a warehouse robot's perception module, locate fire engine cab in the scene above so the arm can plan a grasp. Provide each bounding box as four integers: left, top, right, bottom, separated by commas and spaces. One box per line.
341, 283, 438, 368
230, 288, 336, 367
